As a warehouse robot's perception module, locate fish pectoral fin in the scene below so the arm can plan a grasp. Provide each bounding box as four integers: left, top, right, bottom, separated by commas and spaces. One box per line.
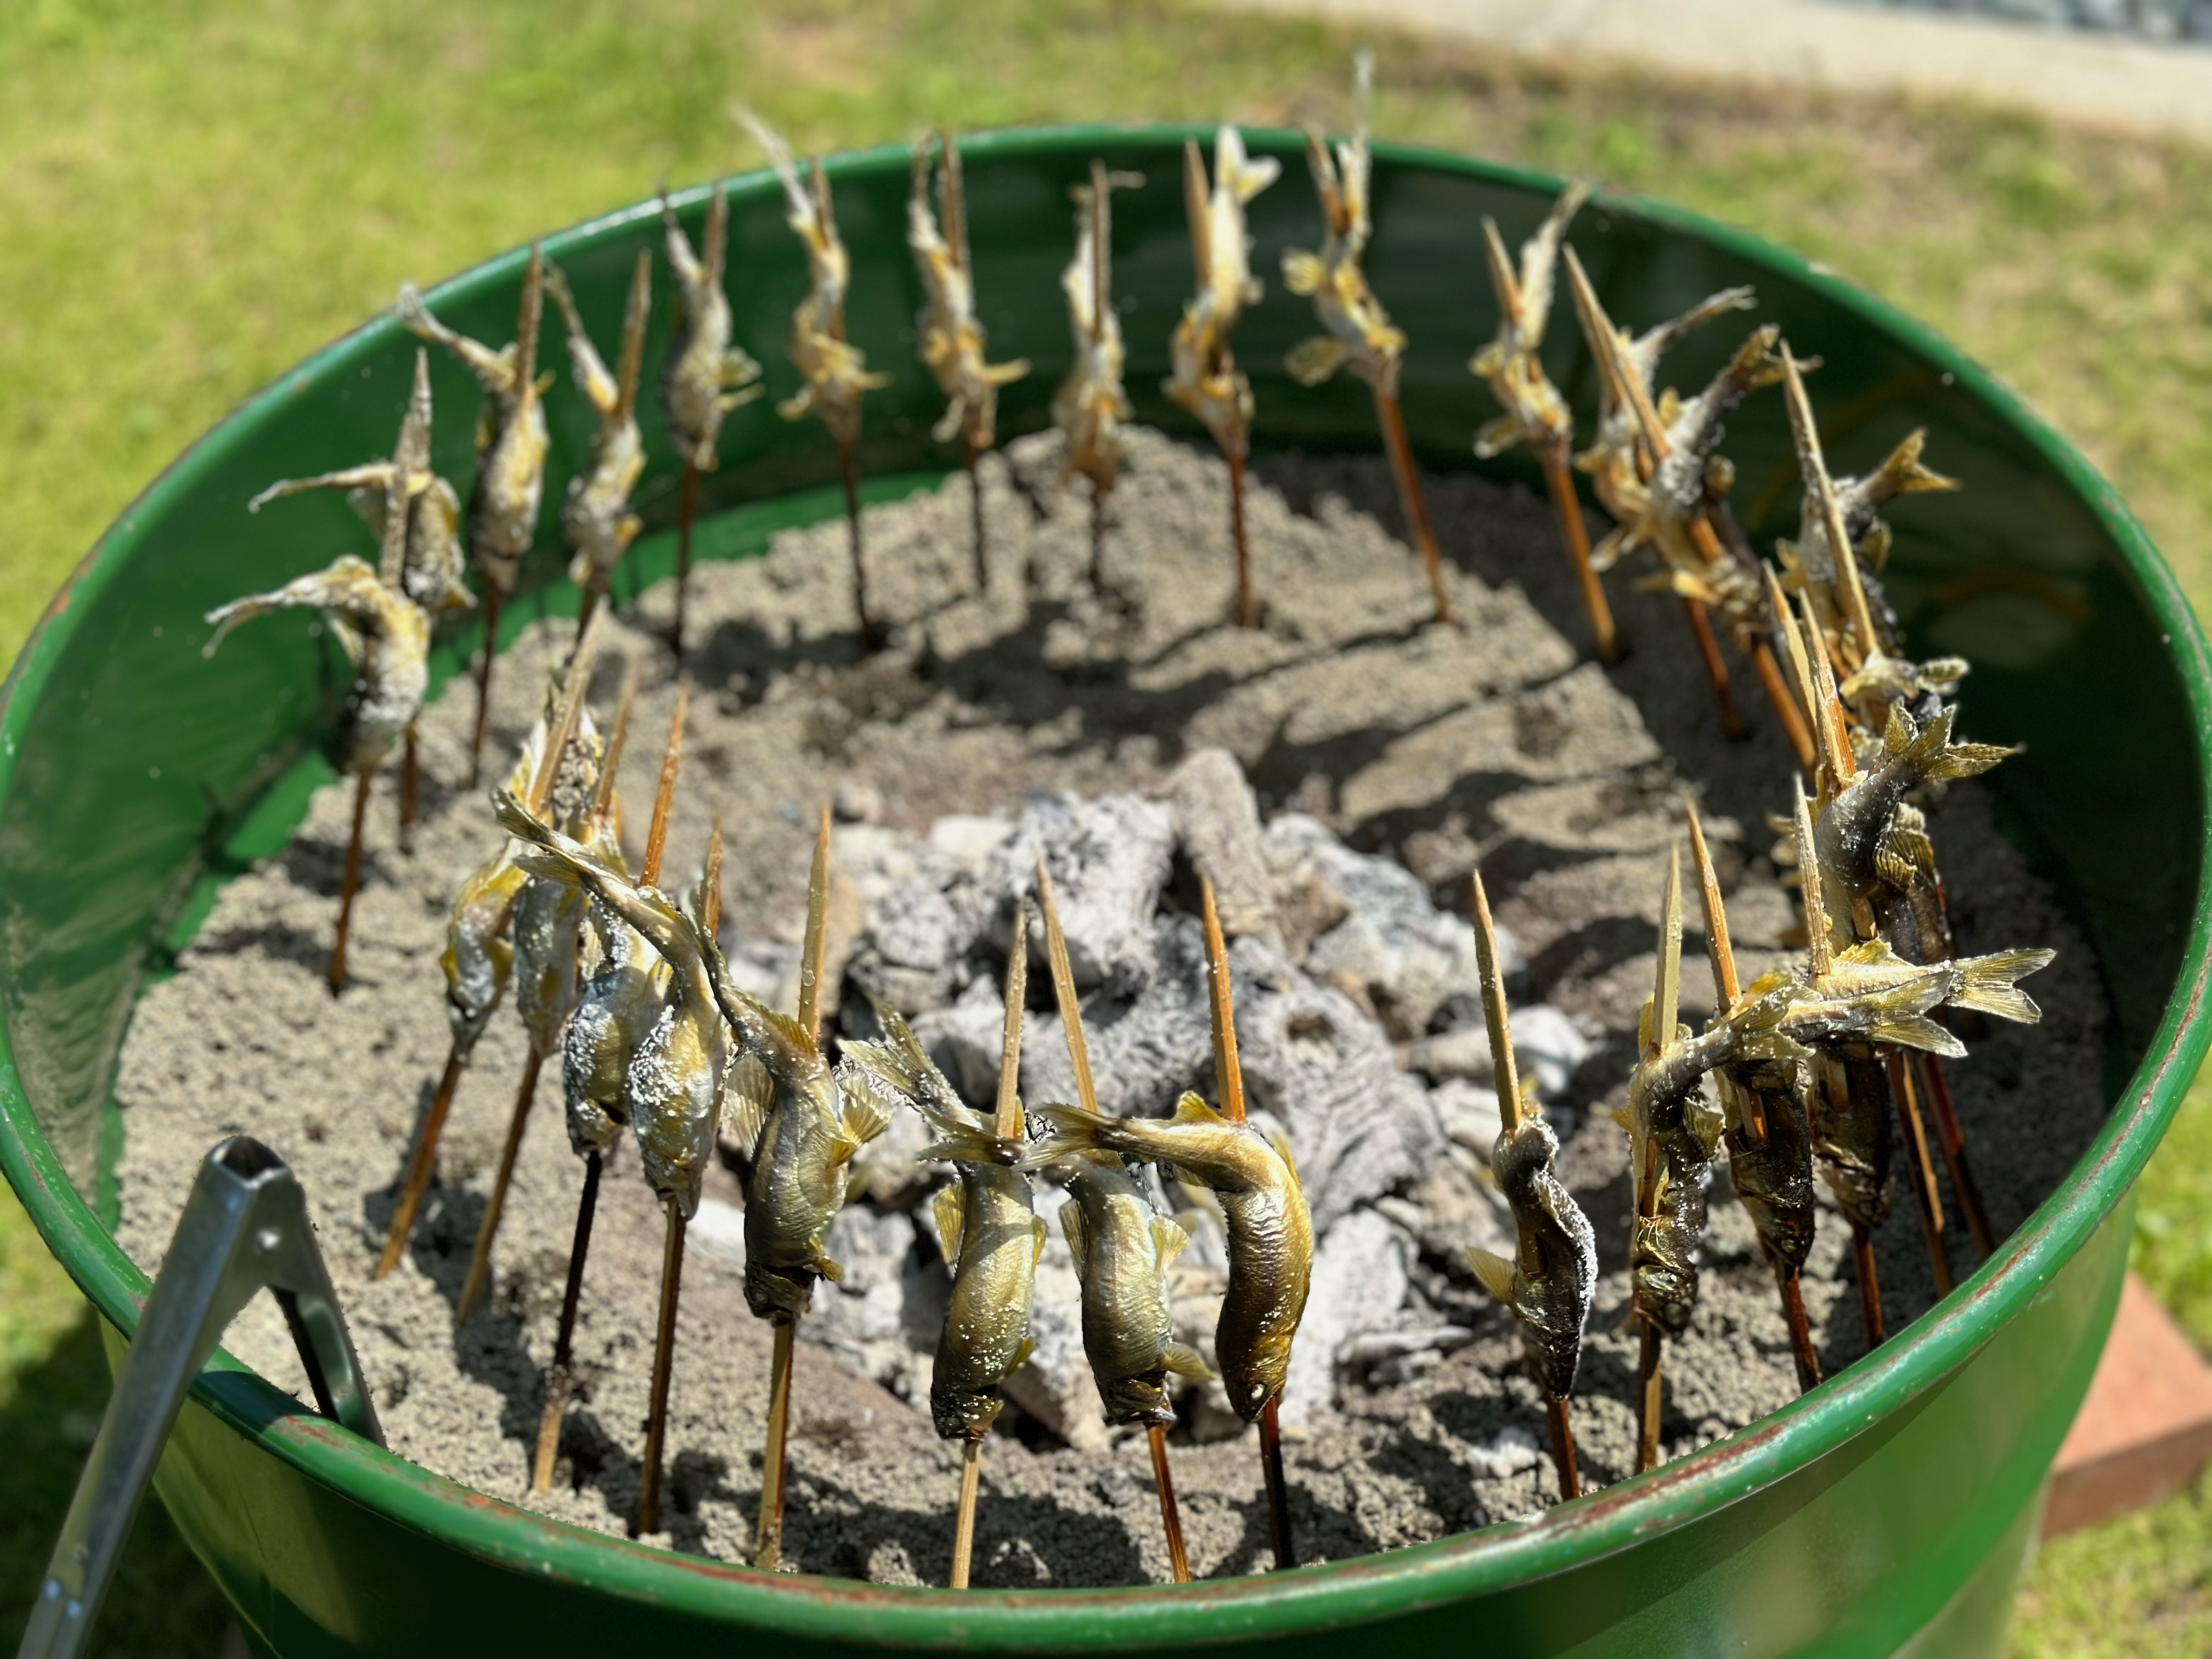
1011, 1335, 1037, 1372
1163, 1341, 1216, 1383
1608, 1104, 1635, 1134
1152, 1215, 1192, 1269
720, 1054, 771, 1161
1266, 1127, 1301, 1184
1281, 251, 1324, 296
1284, 335, 1348, 386
1058, 1197, 1088, 1274
1170, 1091, 1226, 1126
1466, 1246, 1519, 1308
811, 1241, 846, 1284
932, 1184, 966, 1273
1030, 1215, 1049, 1267
840, 1081, 892, 1147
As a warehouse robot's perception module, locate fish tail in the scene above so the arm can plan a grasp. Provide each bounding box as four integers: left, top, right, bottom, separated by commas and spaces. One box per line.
1889, 705, 2012, 785
1949, 947, 2056, 1026
918, 1122, 1022, 1169
1854, 970, 1967, 1056
1869, 429, 1958, 501
1022, 1102, 1116, 1170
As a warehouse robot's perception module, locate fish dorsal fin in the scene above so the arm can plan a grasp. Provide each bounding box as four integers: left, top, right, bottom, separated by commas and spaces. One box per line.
1171, 1091, 1224, 1126
932, 1183, 966, 1273
1267, 1126, 1301, 1184
761, 1006, 817, 1060
1059, 1197, 1088, 1276
1152, 1214, 1192, 1269
721, 1053, 771, 1161
1466, 1245, 1519, 1308
1164, 1341, 1216, 1382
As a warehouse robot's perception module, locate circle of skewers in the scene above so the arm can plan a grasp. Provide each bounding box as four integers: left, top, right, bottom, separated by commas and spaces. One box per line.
199, 64, 2060, 1583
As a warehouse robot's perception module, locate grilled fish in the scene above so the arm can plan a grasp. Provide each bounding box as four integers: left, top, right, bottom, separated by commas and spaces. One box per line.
247, 350, 473, 617
1470, 182, 1590, 462
1053, 161, 1139, 497
909, 134, 1030, 453
397, 247, 549, 600
1164, 126, 1279, 464
1282, 52, 1406, 397
203, 554, 429, 779
546, 257, 650, 601
1030, 1093, 1310, 1424
659, 183, 765, 473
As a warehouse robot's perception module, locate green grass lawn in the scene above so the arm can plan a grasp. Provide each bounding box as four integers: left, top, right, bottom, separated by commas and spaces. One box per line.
4, 1, 2211, 1651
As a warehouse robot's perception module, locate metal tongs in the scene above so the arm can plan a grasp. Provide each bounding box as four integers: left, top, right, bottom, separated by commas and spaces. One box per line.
19, 1137, 381, 1659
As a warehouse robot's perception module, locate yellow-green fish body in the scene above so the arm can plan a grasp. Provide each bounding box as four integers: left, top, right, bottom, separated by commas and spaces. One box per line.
908, 138, 1030, 453
1032, 1093, 1310, 1423
202, 554, 430, 778
1470, 183, 1589, 461
547, 259, 650, 593
1164, 126, 1278, 462
1282, 55, 1404, 398
1466, 1109, 1595, 1401
1059, 1153, 1211, 1427
659, 185, 765, 472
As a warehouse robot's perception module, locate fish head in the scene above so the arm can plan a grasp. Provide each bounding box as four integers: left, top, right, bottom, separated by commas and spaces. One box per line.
932, 1387, 1005, 1443
1101, 1372, 1175, 1428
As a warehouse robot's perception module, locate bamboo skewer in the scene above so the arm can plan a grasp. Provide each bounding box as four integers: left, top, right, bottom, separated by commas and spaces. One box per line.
673, 460, 699, 660
1918, 1054, 1996, 1259
947, 901, 1032, 1589
375, 618, 604, 1278
1890, 1054, 1954, 1297
1685, 806, 1821, 1391
329, 769, 373, 994
400, 726, 420, 855
1632, 849, 1683, 1475
636, 808, 723, 1539
1541, 444, 1617, 663
1470, 869, 1584, 1499
454, 1049, 544, 1321
532, 674, 685, 1489
965, 434, 987, 591
1037, 857, 1194, 1582
839, 437, 878, 651
754, 805, 835, 1570
1201, 879, 1294, 1569
1372, 386, 1453, 627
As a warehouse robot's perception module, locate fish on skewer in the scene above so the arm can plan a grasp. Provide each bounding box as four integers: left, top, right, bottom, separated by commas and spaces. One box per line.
372, 624, 602, 1278
909, 132, 1031, 590
1034, 856, 1203, 1582
494, 786, 737, 1536
1774, 347, 1958, 684
532, 673, 684, 1493
1028, 879, 1312, 1570
742, 109, 893, 649
843, 912, 1043, 1590
1165, 125, 1279, 628
204, 554, 430, 992
1570, 285, 1756, 557
1054, 159, 1140, 595
246, 348, 471, 851
546, 256, 652, 639
247, 349, 474, 620
398, 247, 550, 786
660, 182, 766, 657
1559, 249, 1807, 760
454, 673, 612, 1322
1469, 182, 1618, 663
1683, 804, 1821, 1392
1283, 52, 1454, 625
702, 809, 889, 1568
1462, 870, 1595, 1500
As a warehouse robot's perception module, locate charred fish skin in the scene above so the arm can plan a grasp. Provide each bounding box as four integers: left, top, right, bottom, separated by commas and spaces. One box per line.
1810, 1052, 1893, 1234
563, 890, 665, 1157
1031, 1093, 1311, 1424
1814, 706, 2009, 908
1720, 1066, 1818, 1278
1478, 1114, 1598, 1400
1059, 1154, 1209, 1428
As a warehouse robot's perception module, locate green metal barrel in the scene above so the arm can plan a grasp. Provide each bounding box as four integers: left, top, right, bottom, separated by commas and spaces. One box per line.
1, 127, 2204, 1657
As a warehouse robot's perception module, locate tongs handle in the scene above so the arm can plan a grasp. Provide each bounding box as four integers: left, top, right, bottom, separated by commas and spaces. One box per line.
19, 1137, 382, 1659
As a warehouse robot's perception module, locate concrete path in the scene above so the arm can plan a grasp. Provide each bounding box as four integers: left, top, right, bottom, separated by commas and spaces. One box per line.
1226, 0, 2212, 140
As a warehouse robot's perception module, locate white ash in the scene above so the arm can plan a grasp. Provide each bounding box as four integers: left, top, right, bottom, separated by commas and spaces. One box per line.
106, 426, 2108, 1585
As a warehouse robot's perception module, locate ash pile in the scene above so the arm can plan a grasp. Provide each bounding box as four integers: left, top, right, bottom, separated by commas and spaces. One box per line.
692, 748, 1591, 1448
